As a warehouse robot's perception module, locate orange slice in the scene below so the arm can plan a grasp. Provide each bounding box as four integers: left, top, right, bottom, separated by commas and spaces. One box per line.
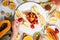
23, 36, 33, 40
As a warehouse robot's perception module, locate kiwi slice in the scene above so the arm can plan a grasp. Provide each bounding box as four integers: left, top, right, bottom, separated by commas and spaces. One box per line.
33, 32, 40, 40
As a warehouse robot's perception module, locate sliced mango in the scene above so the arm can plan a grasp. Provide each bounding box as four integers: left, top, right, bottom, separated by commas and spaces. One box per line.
45, 28, 59, 40
44, 33, 53, 40
46, 28, 55, 33
44, 32, 58, 40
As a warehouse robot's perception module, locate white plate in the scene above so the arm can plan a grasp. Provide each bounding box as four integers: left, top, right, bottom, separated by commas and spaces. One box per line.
15, 2, 60, 40
15, 2, 48, 36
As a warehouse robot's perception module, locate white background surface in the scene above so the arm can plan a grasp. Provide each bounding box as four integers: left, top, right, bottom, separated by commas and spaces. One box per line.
0, 0, 60, 40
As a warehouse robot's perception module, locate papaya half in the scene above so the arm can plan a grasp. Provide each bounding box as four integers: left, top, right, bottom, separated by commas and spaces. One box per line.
0, 20, 11, 38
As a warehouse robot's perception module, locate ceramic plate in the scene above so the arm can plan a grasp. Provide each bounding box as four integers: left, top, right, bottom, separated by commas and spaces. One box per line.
15, 2, 47, 36
15, 2, 60, 40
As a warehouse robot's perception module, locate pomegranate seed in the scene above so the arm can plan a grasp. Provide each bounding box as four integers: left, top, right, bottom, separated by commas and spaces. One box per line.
33, 20, 38, 24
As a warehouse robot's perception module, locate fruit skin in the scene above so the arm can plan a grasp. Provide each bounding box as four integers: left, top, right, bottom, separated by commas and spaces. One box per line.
44, 33, 53, 40
23, 36, 33, 40
55, 12, 60, 19
45, 4, 51, 10
44, 32, 59, 40
26, 12, 38, 24
55, 28, 59, 34
45, 28, 59, 40
0, 20, 11, 38
30, 24, 35, 29
50, 17, 57, 23
9, 3, 16, 10
33, 32, 40, 40
46, 28, 55, 33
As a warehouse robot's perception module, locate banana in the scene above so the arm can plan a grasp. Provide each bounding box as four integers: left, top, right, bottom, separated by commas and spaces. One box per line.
39, 15, 45, 27
31, 6, 39, 14
15, 10, 22, 18
31, 6, 45, 27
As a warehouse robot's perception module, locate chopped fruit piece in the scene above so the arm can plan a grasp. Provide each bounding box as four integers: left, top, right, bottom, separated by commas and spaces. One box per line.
55, 11, 60, 19
23, 33, 28, 39
45, 4, 51, 10
6, 12, 10, 16
23, 0, 27, 2
30, 17, 34, 22
39, 15, 45, 26
22, 22, 29, 28
50, 17, 57, 23
44, 32, 59, 40
2, 0, 9, 6
33, 32, 40, 40
26, 12, 38, 24
55, 28, 59, 34
23, 33, 28, 38
9, 0, 14, 2
33, 20, 38, 24
18, 18, 23, 22
9, 3, 16, 10
44, 33, 53, 40
30, 24, 35, 29
45, 27, 59, 40
15, 10, 21, 18
1, 11, 5, 15
23, 36, 33, 40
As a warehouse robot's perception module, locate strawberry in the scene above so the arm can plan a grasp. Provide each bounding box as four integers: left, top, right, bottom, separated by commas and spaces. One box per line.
55, 28, 59, 34
18, 18, 23, 22
30, 24, 35, 29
